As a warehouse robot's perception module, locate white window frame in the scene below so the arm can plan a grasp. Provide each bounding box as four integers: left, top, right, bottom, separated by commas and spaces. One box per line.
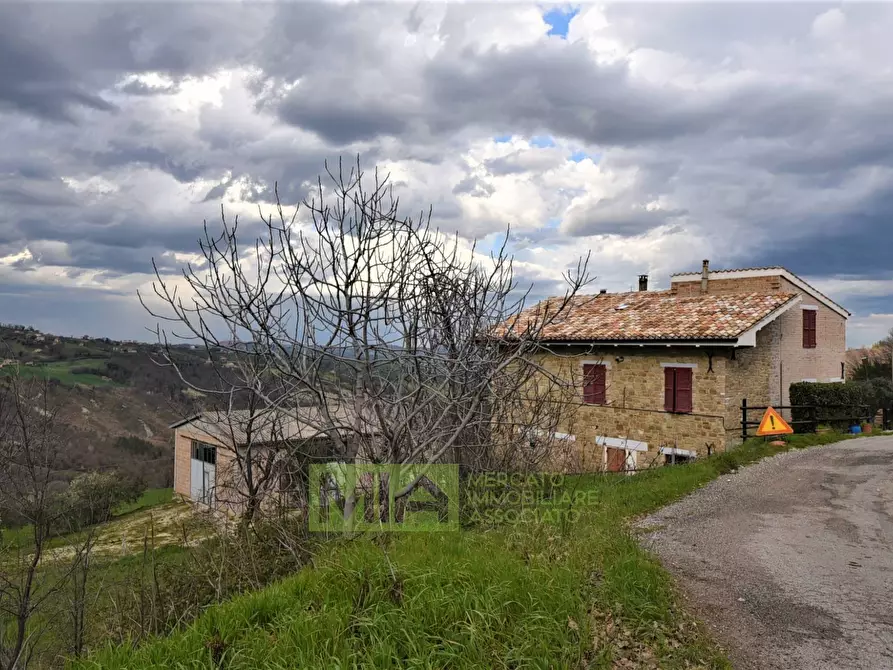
658, 447, 697, 458
597, 436, 648, 475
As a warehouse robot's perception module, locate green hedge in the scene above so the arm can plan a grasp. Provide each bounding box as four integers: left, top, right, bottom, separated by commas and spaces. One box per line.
789, 382, 874, 432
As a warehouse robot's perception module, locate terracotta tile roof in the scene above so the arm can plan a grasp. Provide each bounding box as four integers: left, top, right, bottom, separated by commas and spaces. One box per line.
499, 291, 799, 342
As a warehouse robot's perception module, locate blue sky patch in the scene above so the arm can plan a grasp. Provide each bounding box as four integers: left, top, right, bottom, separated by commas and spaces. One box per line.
530, 135, 556, 148
543, 6, 579, 39
570, 150, 601, 163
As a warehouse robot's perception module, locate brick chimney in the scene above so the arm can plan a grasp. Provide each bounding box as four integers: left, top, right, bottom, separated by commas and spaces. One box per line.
638, 274, 648, 292
700, 259, 710, 294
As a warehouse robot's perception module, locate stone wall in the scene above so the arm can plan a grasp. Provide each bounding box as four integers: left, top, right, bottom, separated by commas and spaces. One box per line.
536, 346, 730, 470
723, 319, 782, 444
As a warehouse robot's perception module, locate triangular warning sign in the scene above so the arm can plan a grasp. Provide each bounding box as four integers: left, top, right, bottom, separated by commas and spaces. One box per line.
756, 407, 794, 436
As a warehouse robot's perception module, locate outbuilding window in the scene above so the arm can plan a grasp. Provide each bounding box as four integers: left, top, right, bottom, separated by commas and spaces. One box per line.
663, 367, 693, 414
802, 309, 817, 348
191, 440, 217, 465
582, 363, 607, 405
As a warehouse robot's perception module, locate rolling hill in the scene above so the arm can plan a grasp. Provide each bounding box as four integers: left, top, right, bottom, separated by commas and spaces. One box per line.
0, 324, 230, 488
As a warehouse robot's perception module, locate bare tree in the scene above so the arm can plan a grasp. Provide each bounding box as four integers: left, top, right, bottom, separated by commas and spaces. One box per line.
142, 158, 592, 520
0, 374, 72, 669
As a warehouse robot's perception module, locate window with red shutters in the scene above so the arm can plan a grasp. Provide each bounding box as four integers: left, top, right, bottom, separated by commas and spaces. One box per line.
663, 366, 693, 414
582, 363, 606, 405
802, 309, 817, 348
675, 368, 693, 413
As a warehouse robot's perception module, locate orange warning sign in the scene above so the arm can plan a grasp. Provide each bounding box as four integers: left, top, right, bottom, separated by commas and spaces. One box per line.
756, 407, 794, 436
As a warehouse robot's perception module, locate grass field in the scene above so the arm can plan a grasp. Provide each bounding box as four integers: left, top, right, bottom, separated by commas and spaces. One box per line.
2, 488, 198, 668
0, 359, 121, 387
1, 488, 175, 553
75, 432, 862, 670
116, 488, 174, 516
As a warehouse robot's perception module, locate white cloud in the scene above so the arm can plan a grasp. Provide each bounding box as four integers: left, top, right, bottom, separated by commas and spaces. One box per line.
0, 2, 890, 346
811, 8, 846, 40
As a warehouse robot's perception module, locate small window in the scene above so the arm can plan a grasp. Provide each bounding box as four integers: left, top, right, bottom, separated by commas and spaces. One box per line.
191, 440, 217, 465
802, 309, 817, 348
664, 453, 695, 466
582, 363, 606, 405
664, 367, 693, 413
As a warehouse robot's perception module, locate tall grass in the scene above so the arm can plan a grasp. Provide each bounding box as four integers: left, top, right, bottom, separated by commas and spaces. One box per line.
75, 433, 857, 669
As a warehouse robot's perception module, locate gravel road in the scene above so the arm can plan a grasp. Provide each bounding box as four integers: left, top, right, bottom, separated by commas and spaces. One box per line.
640, 436, 893, 670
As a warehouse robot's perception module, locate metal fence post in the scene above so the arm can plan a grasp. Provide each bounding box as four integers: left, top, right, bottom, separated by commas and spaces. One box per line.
741, 398, 748, 441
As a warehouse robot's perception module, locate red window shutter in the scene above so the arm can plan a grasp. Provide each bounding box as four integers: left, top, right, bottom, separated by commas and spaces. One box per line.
675, 368, 693, 413
664, 367, 675, 412
803, 310, 817, 348
583, 364, 606, 404
810, 311, 817, 347
802, 311, 809, 347
583, 364, 596, 404
593, 364, 606, 404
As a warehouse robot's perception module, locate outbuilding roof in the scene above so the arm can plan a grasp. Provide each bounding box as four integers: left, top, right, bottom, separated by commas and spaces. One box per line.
169, 405, 373, 445
498, 291, 800, 344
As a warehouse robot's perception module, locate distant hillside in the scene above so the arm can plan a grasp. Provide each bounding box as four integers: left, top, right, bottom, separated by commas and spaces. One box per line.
0, 324, 235, 488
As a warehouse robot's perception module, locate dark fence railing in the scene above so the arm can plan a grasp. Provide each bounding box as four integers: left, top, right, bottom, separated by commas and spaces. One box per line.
740, 399, 874, 440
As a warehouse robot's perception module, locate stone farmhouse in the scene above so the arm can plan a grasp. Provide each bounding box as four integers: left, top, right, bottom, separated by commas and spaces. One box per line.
172, 261, 849, 507
517, 262, 848, 472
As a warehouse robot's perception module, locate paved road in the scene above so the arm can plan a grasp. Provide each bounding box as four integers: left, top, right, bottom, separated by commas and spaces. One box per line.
640, 436, 893, 670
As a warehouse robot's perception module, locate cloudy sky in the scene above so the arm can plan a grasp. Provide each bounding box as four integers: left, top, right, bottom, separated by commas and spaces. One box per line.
0, 2, 891, 346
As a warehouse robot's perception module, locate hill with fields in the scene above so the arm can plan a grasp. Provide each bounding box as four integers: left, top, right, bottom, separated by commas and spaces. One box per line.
0, 324, 231, 488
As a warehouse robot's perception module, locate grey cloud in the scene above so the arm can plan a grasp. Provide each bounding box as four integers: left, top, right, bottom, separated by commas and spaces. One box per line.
0, 177, 77, 208
563, 196, 687, 237
0, 2, 267, 123
0, 21, 114, 121
116, 79, 178, 96
741, 185, 893, 279
452, 176, 494, 197
86, 144, 208, 183
277, 96, 409, 144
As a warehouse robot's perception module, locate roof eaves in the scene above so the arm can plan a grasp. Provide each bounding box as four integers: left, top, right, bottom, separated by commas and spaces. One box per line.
542, 337, 740, 347
169, 414, 202, 430
733, 293, 801, 346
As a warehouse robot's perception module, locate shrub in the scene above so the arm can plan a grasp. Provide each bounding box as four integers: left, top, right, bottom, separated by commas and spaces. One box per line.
790, 382, 872, 432
58, 471, 146, 530
70, 365, 106, 376
851, 378, 893, 418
